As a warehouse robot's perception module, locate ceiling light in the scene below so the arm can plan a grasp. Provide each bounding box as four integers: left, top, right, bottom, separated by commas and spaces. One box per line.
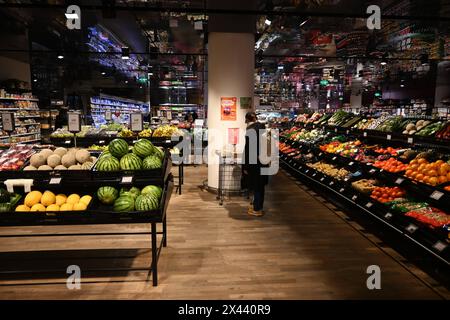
299, 19, 308, 27
33, 79, 37, 82
121, 47, 130, 60
400, 84, 405, 88
57, 54, 64, 59
265, 19, 272, 26
125, 80, 128, 84
101, 72, 106, 75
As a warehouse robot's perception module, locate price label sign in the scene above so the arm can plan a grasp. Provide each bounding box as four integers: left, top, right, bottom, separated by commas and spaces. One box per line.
65, 140, 71, 145
384, 212, 393, 220
1, 112, 14, 132
348, 162, 354, 166
105, 111, 112, 121
407, 137, 413, 144
99, 140, 105, 144
363, 132, 367, 137
352, 195, 358, 201
369, 169, 376, 174
121, 176, 133, 184
332, 157, 337, 161
339, 188, 345, 193
430, 191, 444, 201
312, 173, 317, 177
395, 178, 404, 185
365, 202, 373, 208
130, 113, 143, 132
49, 177, 62, 185
433, 241, 447, 252
329, 181, 334, 186
166, 110, 172, 120
386, 134, 392, 140
320, 177, 325, 182
68, 112, 81, 133
406, 224, 418, 234
346, 130, 349, 135
335, 128, 338, 133
305, 169, 310, 173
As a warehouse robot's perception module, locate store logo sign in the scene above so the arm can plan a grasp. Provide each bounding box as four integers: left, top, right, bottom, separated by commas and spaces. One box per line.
65, 5, 81, 30
366, 5, 381, 30
366, 265, 381, 290
66, 265, 81, 290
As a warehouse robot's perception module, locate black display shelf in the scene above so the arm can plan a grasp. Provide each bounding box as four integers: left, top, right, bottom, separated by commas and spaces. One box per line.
279, 138, 450, 266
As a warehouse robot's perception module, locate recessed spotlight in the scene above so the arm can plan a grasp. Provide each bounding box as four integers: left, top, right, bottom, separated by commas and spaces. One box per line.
125, 80, 128, 84
33, 79, 37, 82
57, 55, 64, 59
101, 72, 106, 75
400, 84, 405, 88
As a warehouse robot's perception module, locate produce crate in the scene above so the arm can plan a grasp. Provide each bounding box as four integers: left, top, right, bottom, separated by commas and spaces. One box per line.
0, 175, 174, 226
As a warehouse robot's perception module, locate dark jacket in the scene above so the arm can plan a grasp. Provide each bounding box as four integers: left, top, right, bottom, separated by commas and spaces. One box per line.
242, 121, 269, 191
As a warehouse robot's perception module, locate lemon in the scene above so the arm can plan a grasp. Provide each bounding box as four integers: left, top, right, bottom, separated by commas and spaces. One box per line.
30, 203, 46, 212
55, 194, 67, 206
46, 204, 60, 212
66, 194, 80, 205
73, 202, 87, 211
41, 190, 56, 206
60, 203, 74, 211
24, 191, 42, 207
15, 205, 30, 212
79, 195, 92, 206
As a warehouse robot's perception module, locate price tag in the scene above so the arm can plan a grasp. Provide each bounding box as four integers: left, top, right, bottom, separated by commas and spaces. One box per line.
335, 128, 338, 133
105, 111, 112, 121
339, 188, 345, 193
395, 178, 404, 185
65, 140, 71, 144
386, 134, 392, 140
305, 169, 310, 173
329, 181, 334, 186
369, 169, 376, 174
1, 112, 14, 132
332, 157, 337, 161
312, 173, 317, 177
121, 176, 133, 184
319, 152, 323, 157
166, 110, 172, 120
384, 212, 393, 220
363, 132, 367, 137
406, 224, 418, 234
344, 177, 349, 182
346, 130, 349, 135
130, 113, 143, 132
430, 191, 444, 201
68, 112, 81, 133
49, 177, 62, 185
433, 241, 447, 252
99, 140, 105, 144
165, 140, 171, 143
407, 137, 413, 144
320, 177, 325, 182
348, 162, 354, 166
352, 195, 358, 201
365, 202, 373, 208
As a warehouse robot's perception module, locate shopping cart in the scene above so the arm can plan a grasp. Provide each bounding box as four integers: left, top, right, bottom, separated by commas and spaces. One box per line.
216, 153, 243, 205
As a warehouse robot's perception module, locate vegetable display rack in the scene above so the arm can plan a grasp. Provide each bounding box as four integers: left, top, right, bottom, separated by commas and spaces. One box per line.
0, 160, 174, 286
279, 132, 450, 267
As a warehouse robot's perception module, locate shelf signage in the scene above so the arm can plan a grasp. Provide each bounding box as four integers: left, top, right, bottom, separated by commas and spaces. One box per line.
121, 176, 133, 184
430, 191, 444, 201
352, 195, 358, 201
363, 131, 367, 137
386, 134, 392, 140
49, 177, 62, 185
384, 212, 393, 220
105, 111, 112, 120
395, 178, 404, 185
433, 241, 447, 252
407, 137, 413, 144
130, 113, 143, 132
406, 224, 418, 234
365, 202, 373, 208
220, 97, 237, 121
340, 188, 345, 193
68, 112, 81, 133
329, 181, 334, 186
1, 112, 14, 132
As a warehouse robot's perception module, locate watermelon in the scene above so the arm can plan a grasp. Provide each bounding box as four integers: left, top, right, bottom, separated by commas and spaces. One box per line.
120, 186, 140, 199
154, 147, 165, 160
96, 156, 120, 171
109, 139, 129, 158
98, 150, 111, 159
132, 139, 155, 158
142, 155, 162, 170
97, 186, 119, 205
141, 185, 162, 199
135, 194, 159, 211
120, 153, 142, 170
113, 195, 135, 212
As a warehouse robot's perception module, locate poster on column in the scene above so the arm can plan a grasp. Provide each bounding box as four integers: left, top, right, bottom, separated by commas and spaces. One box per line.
220, 97, 237, 121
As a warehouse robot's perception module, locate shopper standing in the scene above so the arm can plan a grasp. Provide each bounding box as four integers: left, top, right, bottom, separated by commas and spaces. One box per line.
242, 112, 268, 217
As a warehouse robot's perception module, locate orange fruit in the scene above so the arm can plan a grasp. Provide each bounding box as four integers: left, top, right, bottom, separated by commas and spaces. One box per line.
417, 158, 427, 165
428, 177, 438, 186
435, 160, 444, 166
438, 175, 447, 184
438, 166, 447, 176
447, 172, 450, 180
410, 159, 418, 165
410, 171, 418, 179
423, 176, 430, 184
405, 170, 413, 177
410, 164, 419, 170
416, 173, 424, 181
428, 170, 438, 177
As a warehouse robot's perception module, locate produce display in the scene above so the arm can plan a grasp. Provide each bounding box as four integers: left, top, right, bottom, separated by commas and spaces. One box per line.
152, 125, 183, 138
370, 186, 406, 203
97, 184, 162, 212
373, 158, 408, 173
0, 188, 21, 212
402, 119, 432, 135
351, 179, 379, 194
24, 147, 96, 171
404, 157, 450, 186
405, 207, 450, 227
306, 161, 351, 180
0, 145, 35, 171
15, 190, 92, 212
95, 138, 162, 172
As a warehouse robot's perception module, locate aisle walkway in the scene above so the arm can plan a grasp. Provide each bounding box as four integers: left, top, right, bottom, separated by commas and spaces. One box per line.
0, 166, 447, 299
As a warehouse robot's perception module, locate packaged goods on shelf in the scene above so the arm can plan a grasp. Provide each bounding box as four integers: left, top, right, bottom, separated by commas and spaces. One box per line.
0, 145, 35, 171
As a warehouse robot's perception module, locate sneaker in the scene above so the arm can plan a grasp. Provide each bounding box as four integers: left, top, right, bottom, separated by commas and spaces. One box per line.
248, 210, 264, 217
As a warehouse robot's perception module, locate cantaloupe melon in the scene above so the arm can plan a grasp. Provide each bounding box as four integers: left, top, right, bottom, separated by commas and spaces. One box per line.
54, 165, 67, 170
47, 154, 61, 168
40, 149, 54, 160
38, 165, 52, 171
68, 164, 82, 170
54, 147, 67, 157
30, 153, 46, 168
23, 165, 37, 171
61, 153, 76, 167
75, 149, 90, 164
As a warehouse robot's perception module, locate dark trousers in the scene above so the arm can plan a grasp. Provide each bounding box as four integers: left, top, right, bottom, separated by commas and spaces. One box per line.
253, 185, 265, 211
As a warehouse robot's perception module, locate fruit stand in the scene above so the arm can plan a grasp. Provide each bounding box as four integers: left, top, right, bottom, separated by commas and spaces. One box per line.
0, 138, 174, 286
279, 113, 450, 266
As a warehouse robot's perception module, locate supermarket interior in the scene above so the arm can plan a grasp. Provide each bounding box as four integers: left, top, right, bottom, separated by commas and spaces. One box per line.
0, 0, 450, 301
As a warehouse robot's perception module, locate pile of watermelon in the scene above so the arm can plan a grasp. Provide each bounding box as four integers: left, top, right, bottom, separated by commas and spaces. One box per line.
97, 184, 163, 212
95, 138, 164, 171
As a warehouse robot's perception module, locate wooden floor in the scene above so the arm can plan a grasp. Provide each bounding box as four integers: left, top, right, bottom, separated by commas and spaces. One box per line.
0, 166, 447, 299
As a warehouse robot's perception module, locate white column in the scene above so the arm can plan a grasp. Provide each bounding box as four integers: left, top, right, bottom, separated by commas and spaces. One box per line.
207, 32, 255, 189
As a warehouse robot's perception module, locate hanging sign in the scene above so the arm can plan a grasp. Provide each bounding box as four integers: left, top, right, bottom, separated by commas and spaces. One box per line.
166, 110, 172, 120
68, 112, 81, 133
1, 113, 14, 132
240, 97, 252, 109
221, 97, 237, 121
105, 111, 112, 121
228, 128, 240, 145
130, 113, 143, 132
